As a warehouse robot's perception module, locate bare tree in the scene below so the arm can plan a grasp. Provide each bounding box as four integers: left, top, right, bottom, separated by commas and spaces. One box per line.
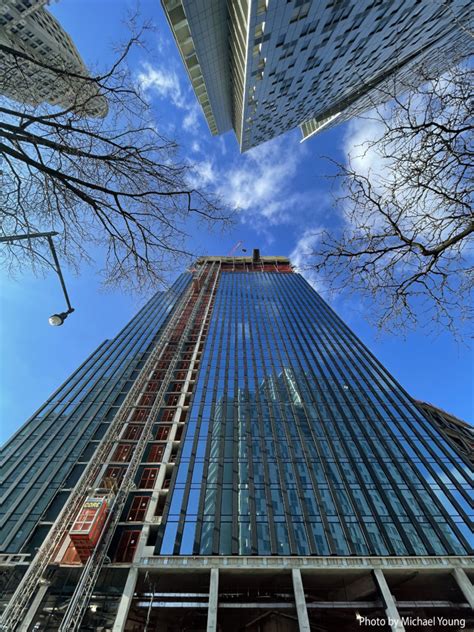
0, 21, 230, 292
308, 60, 473, 336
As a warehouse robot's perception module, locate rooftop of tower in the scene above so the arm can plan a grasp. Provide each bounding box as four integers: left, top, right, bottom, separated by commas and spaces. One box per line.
196, 255, 290, 265
195, 253, 293, 272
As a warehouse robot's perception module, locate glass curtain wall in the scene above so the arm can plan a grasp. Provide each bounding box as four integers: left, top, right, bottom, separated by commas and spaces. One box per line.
0, 274, 190, 553
157, 271, 473, 557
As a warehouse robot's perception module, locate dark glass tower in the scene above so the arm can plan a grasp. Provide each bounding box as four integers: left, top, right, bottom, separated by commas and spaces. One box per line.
1, 256, 473, 632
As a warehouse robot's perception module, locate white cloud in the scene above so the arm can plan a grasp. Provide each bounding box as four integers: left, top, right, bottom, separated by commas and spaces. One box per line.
137, 63, 186, 109
212, 134, 311, 226
183, 104, 201, 132
138, 65, 321, 232
187, 160, 216, 189
343, 114, 386, 180
342, 103, 457, 245
137, 63, 202, 135
290, 229, 327, 294
191, 140, 201, 154
217, 136, 227, 156
340, 108, 421, 242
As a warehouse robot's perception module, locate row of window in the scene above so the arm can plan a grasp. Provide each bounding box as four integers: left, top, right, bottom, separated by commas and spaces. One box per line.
156, 271, 472, 558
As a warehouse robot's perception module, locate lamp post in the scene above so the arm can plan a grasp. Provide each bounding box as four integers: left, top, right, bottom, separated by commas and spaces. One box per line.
0, 231, 75, 326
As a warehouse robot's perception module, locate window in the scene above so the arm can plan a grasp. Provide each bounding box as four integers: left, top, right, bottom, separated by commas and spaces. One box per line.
115, 530, 140, 562
132, 408, 148, 422
102, 466, 124, 487
140, 468, 158, 489
123, 425, 142, 440
156, 425, 171, 441
127, 496, 150, 521
148, 444, 164, 462
113, 444, 133, 462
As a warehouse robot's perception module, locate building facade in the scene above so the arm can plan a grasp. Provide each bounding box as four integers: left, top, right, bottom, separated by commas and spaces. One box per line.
415, 401, 473, 467
1, 255, 473, 631
0, 0, 107, 116
161, 0, 474, 151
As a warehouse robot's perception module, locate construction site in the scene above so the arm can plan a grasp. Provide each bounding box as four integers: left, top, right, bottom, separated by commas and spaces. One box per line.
1, 255, 473, 631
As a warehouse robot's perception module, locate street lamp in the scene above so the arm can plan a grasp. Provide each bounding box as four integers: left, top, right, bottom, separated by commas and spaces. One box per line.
0, 231, 75, 326
48, 309, 75, 327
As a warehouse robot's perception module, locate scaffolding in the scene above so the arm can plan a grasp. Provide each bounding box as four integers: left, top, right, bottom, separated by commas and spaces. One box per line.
0, 261, 220, 631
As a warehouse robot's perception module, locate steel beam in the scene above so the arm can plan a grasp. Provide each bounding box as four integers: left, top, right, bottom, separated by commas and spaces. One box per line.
452, 567, 474, 610
112, 567, 138, 632
207, 567, 219, 632
331, 573, 377, 600
134, 554, 474, 571
373, 569, 405, 632
292, 568, 311, 631
18, 583, 50, 632
103, 599, 474, 610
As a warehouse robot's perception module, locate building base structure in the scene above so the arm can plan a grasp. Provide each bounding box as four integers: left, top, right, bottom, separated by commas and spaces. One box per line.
1, 555, 473, 631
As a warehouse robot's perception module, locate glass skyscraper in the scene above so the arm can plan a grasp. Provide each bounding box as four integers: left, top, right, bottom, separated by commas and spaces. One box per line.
1, 255, 473, 632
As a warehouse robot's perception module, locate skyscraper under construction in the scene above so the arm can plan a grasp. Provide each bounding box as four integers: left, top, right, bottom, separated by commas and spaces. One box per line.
1, 254, 473, 631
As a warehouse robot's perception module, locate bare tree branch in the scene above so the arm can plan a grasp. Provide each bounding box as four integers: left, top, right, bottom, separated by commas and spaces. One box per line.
0, 18, 232, 292
307, 59, 473, 337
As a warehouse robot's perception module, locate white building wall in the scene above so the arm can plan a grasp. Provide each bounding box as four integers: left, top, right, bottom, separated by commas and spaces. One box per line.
166, 0, 473, 152
0, 0, 107, 116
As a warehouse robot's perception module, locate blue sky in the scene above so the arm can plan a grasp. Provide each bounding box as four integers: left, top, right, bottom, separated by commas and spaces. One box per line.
0, 0, 472, 443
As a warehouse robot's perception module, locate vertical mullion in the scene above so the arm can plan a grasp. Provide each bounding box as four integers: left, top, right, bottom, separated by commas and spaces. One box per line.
280, 274, 413, 555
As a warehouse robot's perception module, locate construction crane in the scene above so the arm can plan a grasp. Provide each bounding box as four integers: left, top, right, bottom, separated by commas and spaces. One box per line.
227, 240, 247, 257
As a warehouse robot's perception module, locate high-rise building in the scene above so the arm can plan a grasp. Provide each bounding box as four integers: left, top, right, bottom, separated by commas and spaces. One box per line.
161, 0, 473, 151
1, 254, 473, 631
0, 0, 107, 116
415, 401, 473, 466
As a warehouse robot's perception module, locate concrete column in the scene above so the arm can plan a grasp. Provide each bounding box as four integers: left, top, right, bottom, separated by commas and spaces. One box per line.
207, 567, 219, 632
292, 568, 311, 632
112, 567, 138, 632
18, 583, 50, 632
452, 567, 474, 610
373, 569, 405, 632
